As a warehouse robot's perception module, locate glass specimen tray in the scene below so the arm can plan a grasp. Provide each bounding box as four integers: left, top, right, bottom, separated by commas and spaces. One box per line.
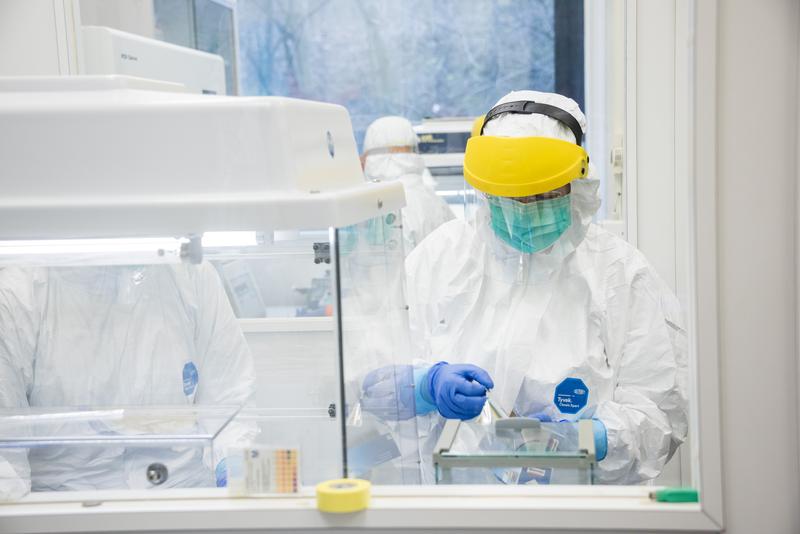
0, 406, 345, 498
0, 406, 240, 448
433, 417, 597, 485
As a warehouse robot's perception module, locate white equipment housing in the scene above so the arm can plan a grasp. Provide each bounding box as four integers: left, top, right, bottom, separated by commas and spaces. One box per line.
82, 26, 226, 95
0, 75, 405, 240
413, 117, 473, 171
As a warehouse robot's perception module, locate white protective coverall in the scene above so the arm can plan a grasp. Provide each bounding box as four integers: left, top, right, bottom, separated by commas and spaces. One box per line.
0, 263, 255, 496
406, 90, 689, 484
363, 116, 454, 254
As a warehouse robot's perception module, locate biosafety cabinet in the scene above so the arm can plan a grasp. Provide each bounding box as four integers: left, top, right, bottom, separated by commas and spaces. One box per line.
0, 75, 423, 500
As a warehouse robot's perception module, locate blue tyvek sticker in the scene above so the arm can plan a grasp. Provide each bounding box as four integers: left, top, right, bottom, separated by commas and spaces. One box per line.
182, 361, 199, 397
553, 377, 588, 414
215, 458, 227, 487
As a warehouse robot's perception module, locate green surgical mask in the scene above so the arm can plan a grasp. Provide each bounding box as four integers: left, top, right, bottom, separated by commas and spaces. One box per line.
487, 194, 572, 253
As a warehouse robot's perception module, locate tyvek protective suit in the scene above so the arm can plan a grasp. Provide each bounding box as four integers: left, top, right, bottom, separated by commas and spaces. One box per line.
363, 116, 454, 254
406, 90, 688, 484
0, 263, 255, 496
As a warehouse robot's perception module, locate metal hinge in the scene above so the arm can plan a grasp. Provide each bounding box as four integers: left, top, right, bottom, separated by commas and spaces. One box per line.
609, 135, 624, 220
314, 242, 331, 264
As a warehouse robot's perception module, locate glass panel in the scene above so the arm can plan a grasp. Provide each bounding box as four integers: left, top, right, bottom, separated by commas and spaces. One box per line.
206, 231, 333, 319
153, 0, 195, 48
205, 229, 343, 490
0, 406, 239, 446
0, 406, 238, 495
193, 0, 238, 95
424, 166, 479, 221
238, 0, 570, 145
3, 0, 697, 506
336, 212, 421, 484
0, 227, 345, 500
224, 408, 340, 491
154, 0, 239, 94
238, 0, 584, 218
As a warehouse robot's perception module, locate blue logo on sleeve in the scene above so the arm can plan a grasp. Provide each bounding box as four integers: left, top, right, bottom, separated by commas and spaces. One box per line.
554, 377, 588, 414
182, 361, 199, 397
215, 458, 227, 487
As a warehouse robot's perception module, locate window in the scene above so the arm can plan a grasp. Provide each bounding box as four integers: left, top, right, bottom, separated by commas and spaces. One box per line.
239, 0, 583, 143
238, 0, 586, 217
153, 0, 239, 94
0, 1, 720, 530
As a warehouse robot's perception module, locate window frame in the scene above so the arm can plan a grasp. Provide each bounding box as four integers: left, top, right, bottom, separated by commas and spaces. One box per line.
0, 1, 725, 531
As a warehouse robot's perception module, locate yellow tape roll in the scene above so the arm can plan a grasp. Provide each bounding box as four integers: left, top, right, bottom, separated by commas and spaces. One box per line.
316, 478, 371, 513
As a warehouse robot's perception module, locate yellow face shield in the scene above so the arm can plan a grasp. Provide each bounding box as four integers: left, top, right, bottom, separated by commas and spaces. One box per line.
463, 135, 588, 198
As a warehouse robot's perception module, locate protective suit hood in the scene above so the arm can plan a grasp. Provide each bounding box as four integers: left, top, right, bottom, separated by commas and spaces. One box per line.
362, 115, 454, 254
475, 90, 601, 263
483, 90, 587, 143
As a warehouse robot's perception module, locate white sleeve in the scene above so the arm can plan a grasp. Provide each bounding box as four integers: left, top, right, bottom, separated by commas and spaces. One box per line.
0, 269, 38, 499
594, 265, 689, 484
192, 262, 256, 407
190, 263, 258, 478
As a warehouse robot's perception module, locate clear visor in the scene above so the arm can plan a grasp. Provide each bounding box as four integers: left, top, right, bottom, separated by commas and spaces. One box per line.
504, 183, 571, 203
483, 185, 573, 254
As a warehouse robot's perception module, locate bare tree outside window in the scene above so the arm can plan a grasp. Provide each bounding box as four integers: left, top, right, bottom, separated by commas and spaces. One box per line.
237, 0, 582, 148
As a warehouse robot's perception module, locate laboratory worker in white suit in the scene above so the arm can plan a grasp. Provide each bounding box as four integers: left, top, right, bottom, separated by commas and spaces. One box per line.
405, 90, 688, 484
362, 116, 455, 254
0, 262, 256, 497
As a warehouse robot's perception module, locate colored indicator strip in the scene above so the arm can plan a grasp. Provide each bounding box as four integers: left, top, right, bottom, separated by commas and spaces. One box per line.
273, 449, 299, 493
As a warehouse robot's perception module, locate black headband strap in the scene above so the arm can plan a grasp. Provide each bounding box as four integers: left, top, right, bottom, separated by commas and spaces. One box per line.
480, 100, 583, 146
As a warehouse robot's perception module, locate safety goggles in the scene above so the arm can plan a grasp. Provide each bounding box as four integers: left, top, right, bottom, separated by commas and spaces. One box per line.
360, 145, 418, 167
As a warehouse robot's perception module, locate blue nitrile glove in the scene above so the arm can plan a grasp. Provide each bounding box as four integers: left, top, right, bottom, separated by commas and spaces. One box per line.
361, 364, 416, 420
592, 419, 607, 462
421, 362, 494, 420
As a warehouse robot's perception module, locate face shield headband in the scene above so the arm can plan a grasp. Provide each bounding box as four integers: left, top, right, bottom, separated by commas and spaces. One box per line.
463, 100, 589, 198
478, 100, 584, 145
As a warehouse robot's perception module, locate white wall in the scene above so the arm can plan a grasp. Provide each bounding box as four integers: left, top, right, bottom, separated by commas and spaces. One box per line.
633, 5, 800, 526
714, 0, 799, 532
631, 0, 693, 489
0, 0, 61, 75
0, 0, 81, 76
631, 1, 678, 291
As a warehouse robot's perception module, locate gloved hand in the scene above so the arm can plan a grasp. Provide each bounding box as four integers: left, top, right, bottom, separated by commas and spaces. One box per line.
422, 362, 494, 420
527, 413, 608, 462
